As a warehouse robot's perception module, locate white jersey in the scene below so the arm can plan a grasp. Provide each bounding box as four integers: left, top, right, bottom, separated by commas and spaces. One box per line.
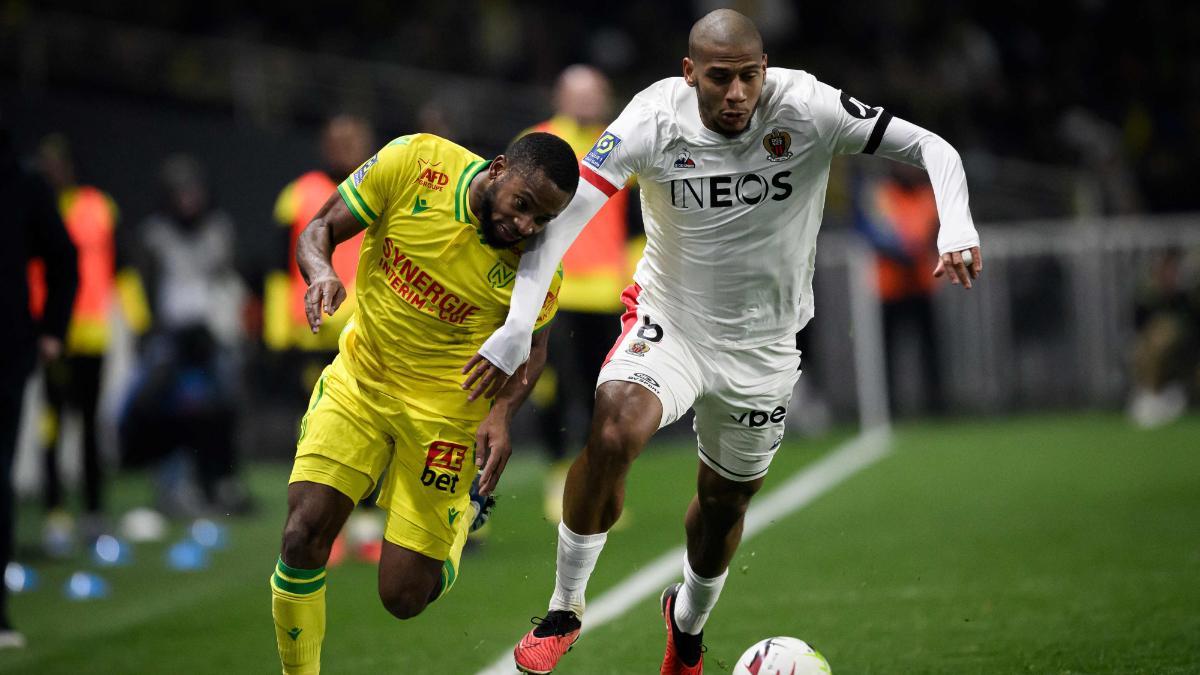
477, 67, 978, 374
580, 68, 900, 348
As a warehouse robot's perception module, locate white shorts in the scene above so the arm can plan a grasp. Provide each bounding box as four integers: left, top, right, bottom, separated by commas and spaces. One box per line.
598, 285, 803, 482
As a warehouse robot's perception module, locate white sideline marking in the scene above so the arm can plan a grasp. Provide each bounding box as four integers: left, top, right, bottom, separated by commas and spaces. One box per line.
475, 429, 892, 675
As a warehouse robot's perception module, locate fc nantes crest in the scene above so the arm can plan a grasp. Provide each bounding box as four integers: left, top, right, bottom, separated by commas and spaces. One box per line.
487, 261, 516, 288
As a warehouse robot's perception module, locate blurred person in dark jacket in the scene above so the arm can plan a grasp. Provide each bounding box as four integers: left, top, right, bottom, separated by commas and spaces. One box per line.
0, 117, 78, 649
31, 134, 151, 555
121, 154, 251, 516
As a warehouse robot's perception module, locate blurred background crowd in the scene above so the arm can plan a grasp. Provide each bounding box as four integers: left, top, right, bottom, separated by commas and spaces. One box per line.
1, 0, 1199, 640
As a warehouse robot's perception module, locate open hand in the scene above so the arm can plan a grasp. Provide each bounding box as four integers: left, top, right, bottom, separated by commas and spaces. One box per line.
933, 245, 982, 289
304, 276, 346, 332
461, 353, 512, 402
473, 411, 512, 496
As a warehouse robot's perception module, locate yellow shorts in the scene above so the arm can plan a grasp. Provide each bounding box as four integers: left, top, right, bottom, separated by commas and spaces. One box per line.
290, 355, 479, 561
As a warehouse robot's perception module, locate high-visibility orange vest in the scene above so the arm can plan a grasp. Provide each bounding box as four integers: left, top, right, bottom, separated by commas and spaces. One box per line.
873, 181, 939, 302
526, 116, 630, 313
28, 186, 122, 355
266, 170, 364, 350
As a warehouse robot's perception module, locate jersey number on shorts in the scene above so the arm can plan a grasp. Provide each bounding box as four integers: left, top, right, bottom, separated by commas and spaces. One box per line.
637, 315, 664, 343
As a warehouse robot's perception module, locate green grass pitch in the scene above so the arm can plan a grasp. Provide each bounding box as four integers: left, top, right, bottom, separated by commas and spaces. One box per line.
2, 413, 1198, 673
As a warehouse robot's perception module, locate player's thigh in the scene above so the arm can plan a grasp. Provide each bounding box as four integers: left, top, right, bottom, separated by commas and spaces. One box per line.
692, 340, 802, 482
377, 402, 477, 564
291, 359, 393, 502
598, 300, 702, 430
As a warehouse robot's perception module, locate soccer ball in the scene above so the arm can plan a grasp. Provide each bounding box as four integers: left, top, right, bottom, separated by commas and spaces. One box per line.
732, 636, 832, 675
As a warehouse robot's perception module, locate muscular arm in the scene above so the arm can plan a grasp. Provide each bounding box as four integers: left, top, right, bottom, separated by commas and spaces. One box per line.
474, 326, 553, 495
295, 192, 367, 331
490, 326, 552, 422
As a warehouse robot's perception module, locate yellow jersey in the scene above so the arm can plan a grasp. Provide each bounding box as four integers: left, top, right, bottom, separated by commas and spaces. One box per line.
335, 133, 561, 421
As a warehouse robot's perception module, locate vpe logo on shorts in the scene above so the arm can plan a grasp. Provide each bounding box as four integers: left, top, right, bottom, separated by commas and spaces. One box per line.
729, 406, 787, 428
352, 154, 379, 187
583, 132, 622, 169
421, 441, 467, 493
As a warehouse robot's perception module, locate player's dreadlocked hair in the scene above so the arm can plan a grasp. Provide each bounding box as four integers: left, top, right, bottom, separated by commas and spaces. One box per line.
505, 132, 579, 196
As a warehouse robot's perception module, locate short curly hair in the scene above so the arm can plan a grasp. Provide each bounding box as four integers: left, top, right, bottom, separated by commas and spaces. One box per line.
506, 132, 579, 196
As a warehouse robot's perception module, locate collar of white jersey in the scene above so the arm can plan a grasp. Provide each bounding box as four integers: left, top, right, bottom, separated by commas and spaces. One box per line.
675, 75, 770, 147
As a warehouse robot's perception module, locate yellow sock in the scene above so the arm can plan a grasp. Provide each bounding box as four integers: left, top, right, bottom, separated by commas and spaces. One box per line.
430, 500, 475, 603
271, 558, 327, 675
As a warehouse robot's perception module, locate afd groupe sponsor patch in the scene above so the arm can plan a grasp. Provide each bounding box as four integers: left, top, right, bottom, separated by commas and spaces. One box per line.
415, 158, 449, 191
351, 154, 379, 187
583, 132, 622, 169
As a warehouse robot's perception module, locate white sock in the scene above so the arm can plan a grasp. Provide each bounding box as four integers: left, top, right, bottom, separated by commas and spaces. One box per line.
673, 557, 728, 635
548, 521, 607, 617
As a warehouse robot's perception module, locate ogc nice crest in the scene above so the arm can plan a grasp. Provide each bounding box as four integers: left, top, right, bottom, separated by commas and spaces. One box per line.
762, 128, 793, 162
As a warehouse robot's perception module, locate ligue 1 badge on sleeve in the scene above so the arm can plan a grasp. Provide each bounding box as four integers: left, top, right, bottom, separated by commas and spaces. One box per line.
584, 132, 622, 169
763, 128, 793, 162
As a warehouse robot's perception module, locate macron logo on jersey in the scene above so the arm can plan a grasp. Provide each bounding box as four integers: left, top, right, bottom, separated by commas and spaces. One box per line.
583, 132, 622, 169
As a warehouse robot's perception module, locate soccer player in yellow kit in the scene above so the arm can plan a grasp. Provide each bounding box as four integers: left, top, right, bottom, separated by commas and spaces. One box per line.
270, 131, 579, 674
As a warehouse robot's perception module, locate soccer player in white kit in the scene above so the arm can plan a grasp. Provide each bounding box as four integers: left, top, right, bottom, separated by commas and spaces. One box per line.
462, 10, 983, 674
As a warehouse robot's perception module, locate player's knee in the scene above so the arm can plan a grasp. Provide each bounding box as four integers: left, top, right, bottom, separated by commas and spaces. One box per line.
378, 583, 430, 621
698, 484, 757, 521
280, 514, 335, 569
586, 416, 640, 467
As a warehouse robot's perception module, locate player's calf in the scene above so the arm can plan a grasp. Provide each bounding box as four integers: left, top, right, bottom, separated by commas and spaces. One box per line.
564, 383, 661, 530
686, 464, 765, 576
273, 482, 354, 674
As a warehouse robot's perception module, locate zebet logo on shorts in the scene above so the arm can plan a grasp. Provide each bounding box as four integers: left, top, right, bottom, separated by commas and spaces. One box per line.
729, 406, 787, 428
421, 441, 467, 493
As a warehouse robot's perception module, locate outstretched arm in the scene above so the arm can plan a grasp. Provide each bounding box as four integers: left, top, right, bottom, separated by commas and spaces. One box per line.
460, 179, 611, 398
295, 192, 367, 332
868, 116, 982, 287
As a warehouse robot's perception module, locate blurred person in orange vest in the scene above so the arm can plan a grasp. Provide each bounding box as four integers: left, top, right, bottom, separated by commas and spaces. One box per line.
519, 65, 641, 522
266, 115, 382, 564
31, 134, 150, 554
855, 163, 945, 415
264, 115, 373, 398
